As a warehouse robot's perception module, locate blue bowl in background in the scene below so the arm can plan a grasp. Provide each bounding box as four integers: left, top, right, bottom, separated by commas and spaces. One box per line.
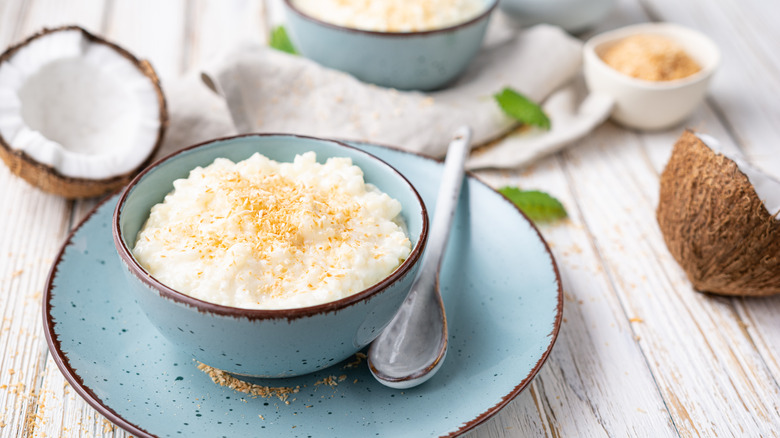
283, 0, 498, 91
112, 134, 428, 377
498, 0, 616, 33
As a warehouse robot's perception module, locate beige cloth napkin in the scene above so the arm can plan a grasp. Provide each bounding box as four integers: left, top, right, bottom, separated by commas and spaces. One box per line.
158, 21, 613, 169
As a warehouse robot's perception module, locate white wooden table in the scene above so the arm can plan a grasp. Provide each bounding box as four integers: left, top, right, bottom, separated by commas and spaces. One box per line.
1, 0, 779, 436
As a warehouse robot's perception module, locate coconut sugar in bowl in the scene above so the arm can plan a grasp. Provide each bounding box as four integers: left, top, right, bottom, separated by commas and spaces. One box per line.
113, 134, 428, 377
584, 23, 720, 130
282, 0, 498, 90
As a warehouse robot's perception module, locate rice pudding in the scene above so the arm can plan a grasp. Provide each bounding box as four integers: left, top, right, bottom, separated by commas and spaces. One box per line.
132, 152, 412, 310
290, 0, 486, 32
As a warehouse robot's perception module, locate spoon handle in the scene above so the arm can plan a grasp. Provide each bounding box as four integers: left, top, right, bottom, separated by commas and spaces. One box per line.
421, 126, 472, 276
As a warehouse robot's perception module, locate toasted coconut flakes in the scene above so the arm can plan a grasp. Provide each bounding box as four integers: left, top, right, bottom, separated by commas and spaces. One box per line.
198, 352, 366, 415
197, 362, 300, 403
134, 152, 410, 309
315, 375, 342, 387
342, 352, 367, 369
601, 34, 701, 81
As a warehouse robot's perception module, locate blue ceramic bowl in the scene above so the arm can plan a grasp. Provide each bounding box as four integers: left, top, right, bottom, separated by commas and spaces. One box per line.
283, 0, 498, 91
112, 134, 428, 377
499, 0, 616, 33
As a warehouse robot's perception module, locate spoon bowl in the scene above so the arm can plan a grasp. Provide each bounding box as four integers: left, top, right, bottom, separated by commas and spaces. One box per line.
367, 273, 448, 388
368, 126, 472, 388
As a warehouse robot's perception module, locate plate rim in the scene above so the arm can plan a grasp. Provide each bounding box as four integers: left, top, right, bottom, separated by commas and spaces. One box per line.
42, 141, 563, 438
43, 191, 156, 438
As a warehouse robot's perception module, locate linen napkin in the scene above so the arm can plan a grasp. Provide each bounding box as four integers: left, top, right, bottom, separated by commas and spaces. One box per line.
160, 20, 613, 169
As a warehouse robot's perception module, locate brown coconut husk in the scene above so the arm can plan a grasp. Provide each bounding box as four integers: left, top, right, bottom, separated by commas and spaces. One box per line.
657, 130, 780, 297
0, 26, 167, 199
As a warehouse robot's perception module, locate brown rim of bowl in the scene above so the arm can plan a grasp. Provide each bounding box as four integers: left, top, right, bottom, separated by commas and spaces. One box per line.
282, 0, 498, 37
46, 140, 562, 438
112, 133, 429, 321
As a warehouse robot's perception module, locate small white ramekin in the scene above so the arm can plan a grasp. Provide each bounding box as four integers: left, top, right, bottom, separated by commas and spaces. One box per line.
584, 22, 720, 131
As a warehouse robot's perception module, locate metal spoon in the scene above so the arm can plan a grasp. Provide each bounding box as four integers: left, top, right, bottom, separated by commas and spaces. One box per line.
367, 126, 472, 389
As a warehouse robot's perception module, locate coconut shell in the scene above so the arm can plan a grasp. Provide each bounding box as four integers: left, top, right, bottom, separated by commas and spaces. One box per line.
657, 130, 780, 297
0, 26, 168, 199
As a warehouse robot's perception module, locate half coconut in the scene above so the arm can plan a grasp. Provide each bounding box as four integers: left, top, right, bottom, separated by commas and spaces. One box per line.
657, 130, 780, 297
0, 26, 167, 198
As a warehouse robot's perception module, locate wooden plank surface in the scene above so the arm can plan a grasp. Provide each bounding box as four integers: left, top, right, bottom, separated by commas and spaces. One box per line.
473, 155, 679, 437
0, 0, 778, 437
640, 0, 780, 175
0, 3, 105, 437
561, 124, 780, 437
641, 0, 780, 409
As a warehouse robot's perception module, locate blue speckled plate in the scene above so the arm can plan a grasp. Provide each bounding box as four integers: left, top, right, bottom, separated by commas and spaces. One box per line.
43, 142, 562, 438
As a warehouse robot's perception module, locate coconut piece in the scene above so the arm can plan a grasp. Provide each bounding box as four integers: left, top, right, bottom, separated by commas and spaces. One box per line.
657, 130, 780, 297
695, 132, 780, 215
0, 26, 167, 198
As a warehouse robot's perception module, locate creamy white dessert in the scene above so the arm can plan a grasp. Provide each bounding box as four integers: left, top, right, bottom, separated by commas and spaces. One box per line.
291, 0, 486, 32
132, 152, 412, 310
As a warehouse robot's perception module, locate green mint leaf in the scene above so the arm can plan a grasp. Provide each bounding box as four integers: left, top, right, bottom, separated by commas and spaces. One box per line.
269, 26, 297, 55
494, 87, 551, 130
498, 187, 567, 223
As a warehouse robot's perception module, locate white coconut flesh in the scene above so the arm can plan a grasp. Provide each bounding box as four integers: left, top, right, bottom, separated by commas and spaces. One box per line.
0, 29, 160, 180
696, 133, 780, 216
